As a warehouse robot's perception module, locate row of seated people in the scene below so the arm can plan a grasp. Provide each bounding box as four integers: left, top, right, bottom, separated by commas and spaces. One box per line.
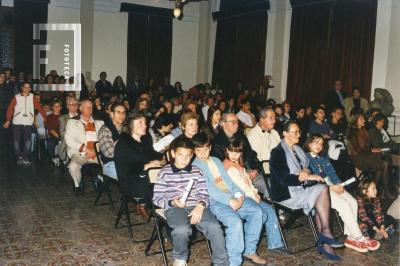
4, 81, 398, 264
62, 99, 397, 265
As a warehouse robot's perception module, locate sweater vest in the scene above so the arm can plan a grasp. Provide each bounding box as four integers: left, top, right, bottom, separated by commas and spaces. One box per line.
13, 93, 35, 125
100, 120, 121, 164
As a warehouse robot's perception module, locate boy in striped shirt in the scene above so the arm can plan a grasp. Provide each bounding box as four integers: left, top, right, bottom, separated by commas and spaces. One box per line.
153, 137, 229, 266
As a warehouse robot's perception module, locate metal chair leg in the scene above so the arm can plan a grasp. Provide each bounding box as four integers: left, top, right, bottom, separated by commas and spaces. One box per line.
154, 216, 168, 266
335, 210, 344, 235
114, 200, 124, 228
145, 224, 158, 255
94, 178, 107, 206
308, 214, 319, 243
206, 239, 212, 258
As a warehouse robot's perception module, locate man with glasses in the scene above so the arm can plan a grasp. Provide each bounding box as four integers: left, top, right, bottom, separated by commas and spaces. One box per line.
248, 107, 281, 166
212, 113, 268, 198
98, 102, 126, 180
58, 97, 79, 162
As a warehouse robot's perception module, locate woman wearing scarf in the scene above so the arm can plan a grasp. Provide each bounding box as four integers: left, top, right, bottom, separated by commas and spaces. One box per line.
269, 120, 342, 261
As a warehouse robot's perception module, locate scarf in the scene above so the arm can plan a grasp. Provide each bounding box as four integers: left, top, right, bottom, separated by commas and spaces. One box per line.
281, 140, 309, 175
207, 158, 229, 192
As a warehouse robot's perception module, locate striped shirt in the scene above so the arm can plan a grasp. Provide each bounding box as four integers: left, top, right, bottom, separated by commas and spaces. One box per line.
152, 164, 210, 210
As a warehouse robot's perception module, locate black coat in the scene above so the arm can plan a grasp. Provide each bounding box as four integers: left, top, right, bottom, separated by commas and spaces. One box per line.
114, 133, 161, 199
211, 129, 260, 171
95, 80, 113, 96
269, 143, 302, 202
325, 89, 346, 112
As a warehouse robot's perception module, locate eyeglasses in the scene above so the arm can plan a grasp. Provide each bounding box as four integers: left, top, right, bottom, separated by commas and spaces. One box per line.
226, 120, 238, 124
287, 130, 301, 135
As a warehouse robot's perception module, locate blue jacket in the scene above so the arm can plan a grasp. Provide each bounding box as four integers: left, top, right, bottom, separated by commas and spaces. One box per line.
306, 153, 341, 184
193, 156, 243, 206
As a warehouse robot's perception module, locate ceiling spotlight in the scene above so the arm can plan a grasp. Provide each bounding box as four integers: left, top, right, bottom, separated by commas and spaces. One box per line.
173, 8, 181, 18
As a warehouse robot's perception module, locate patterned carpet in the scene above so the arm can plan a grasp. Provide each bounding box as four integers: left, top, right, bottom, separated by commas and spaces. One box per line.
0, 151, 398, 266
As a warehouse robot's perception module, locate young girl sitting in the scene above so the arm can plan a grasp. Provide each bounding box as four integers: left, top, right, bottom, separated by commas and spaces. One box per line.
223, 138, 285, 253
356, 178, 397, 240
305, 134, 380, 253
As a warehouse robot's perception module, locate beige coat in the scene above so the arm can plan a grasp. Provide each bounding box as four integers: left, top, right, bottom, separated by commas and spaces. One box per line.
65, 117, 104, 158
343, 97, 369, 120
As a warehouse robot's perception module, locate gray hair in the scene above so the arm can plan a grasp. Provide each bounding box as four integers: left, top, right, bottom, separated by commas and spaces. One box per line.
221, 112, 236, 123
258, 107, 275, 121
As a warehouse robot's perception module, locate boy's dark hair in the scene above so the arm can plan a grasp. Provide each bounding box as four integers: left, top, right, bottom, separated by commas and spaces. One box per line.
192, 132, 211, 148
111, 102, 126, 113
171, 136, 194, 151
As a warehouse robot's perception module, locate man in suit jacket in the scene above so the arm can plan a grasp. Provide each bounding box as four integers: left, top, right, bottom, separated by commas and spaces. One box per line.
58, 97, 79, 161
95, 71, 112, 97
325, 80, 346, 113
212, 112, 269, 198
65, 100, 104, 189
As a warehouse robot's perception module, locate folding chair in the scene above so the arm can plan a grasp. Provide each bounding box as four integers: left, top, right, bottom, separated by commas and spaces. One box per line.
261, 160, 319, 254
113, 164, 152, 243
144, 167, 212, 266
93, 142, 119, 213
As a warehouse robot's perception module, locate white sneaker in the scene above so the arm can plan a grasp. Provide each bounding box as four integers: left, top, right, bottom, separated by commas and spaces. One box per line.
173, 259, 187, 266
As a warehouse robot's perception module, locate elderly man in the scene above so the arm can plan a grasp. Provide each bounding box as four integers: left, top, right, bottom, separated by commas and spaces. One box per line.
58, 97, 79, 161
247, 107, 281, 165
98, 102, 126, 180
65, 100, 104, 190
212, 112, 269, 198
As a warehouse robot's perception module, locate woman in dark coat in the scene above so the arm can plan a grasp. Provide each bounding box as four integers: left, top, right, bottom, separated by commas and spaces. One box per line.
114, 110, 163, 215
270, 121, 342, 261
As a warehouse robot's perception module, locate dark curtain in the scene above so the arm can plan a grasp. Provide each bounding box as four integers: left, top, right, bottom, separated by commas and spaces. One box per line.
286, 0, 377, 107
14, 0, 49, 73
124, 4, 172, 86
212, 11, 268, 97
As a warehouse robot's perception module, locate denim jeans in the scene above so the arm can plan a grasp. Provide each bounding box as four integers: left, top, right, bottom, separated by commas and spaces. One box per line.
210, 198, 263, 266
253, 174, 269, 199
165, 206, 229, 265
259, 201, 284, 249
103, 161, 118, 180
12, 124, 32, 160
46, 136, 59, 159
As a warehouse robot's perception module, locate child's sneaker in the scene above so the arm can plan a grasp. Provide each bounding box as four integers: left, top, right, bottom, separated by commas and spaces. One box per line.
361, 237, 380, 251
344, 237, 368, 253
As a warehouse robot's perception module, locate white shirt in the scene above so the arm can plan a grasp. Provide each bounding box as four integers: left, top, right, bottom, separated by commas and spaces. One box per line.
237, 110, 255, 128
202, 105, 210, 121
247, 124, 281, 161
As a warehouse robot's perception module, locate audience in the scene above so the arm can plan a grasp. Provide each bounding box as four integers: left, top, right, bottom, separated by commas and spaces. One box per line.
1, 67, 399, 263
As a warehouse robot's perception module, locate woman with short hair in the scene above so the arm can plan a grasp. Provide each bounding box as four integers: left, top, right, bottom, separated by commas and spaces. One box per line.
269, 121, 342, 261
